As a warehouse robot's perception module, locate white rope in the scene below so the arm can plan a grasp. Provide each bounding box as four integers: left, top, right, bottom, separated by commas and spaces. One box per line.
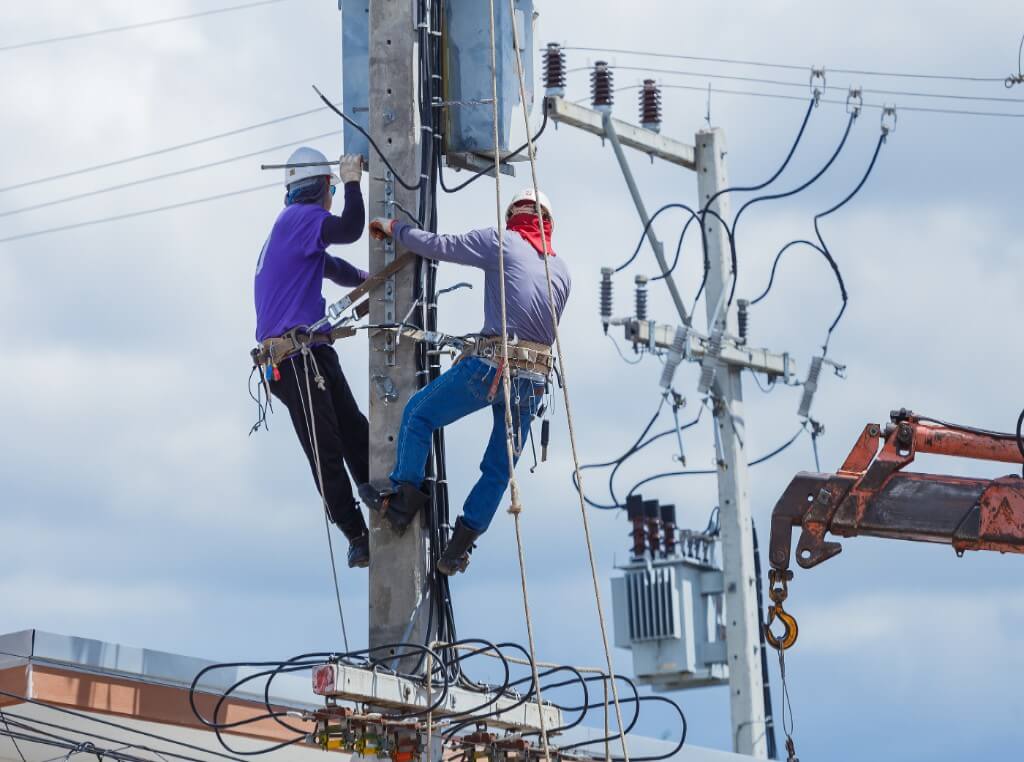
505, 4, 631, 760
486, 3, 551, 760
295, 348, 351, 652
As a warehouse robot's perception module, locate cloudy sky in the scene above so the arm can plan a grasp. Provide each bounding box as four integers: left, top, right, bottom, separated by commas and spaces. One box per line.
2, 1, 1023, 760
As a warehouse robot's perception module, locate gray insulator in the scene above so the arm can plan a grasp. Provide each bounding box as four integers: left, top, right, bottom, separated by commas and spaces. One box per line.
659, 326, 688, 389
798, 356, 824, 418
600, 267, 614, 332
634, 274, 648, 322
697, 332, 722, 394
737, 299, 749, 344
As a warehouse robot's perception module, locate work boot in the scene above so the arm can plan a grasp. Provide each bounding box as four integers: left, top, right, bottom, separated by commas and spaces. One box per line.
347, 533, 370, 568
437, 517, 481, 576
358, 480, 429, 535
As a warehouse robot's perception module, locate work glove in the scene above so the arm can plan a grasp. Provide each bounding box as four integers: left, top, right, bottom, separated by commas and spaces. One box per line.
369, 217, 398, 240
339, 154, 364, 184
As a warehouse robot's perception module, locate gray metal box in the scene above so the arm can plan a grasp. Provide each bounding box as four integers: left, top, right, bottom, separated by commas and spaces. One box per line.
612, 556, 729, 691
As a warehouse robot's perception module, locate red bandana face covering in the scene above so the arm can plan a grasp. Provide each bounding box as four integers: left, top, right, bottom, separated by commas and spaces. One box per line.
506, 213, 556, 257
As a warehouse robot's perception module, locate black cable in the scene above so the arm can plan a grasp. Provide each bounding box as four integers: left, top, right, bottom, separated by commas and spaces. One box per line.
0, 0, 294, 52
625, 426, 805, 499
1017, 408, 1024, 477
0, 708, 27, 762
727, 111, 857, 305
0, 688, 246, 762
912, 414, 1024, 441
438, 106, 550, 194
312, 85, 422, 191
752, 523, 779, 760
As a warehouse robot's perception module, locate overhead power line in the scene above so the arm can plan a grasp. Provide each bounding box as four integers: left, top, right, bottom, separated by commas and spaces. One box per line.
0, 103, 337, 193
0, 182, 278, 244
587, 64, 1024, 105
619, 82, 1024, 119
0, 0, 296, 52
560, 45, 1008, 84
0, 130, 340, 218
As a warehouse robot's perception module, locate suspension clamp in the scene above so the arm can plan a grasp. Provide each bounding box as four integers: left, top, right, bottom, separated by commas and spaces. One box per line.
809, 67, 827, 105
845, 86, 863, 117
881, 105, 898, 136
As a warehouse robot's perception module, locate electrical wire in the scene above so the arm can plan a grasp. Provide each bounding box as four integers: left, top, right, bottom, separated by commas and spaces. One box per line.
0, 708, 27, 762
652, 82, 1024, 119
0, 0, 296, 52
559, 45, 1009, 84
624, 426, 806, 499
438, 107, 550, 194
312, 85, 422, 191
0, 105, 338, 194
0, 130, 340, 218
0, 182, 278, 243
601, 64, 1024, 105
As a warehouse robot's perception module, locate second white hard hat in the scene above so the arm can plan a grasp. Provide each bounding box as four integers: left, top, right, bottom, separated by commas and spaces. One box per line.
506, 187, 553, 221
284, 146, 340, 188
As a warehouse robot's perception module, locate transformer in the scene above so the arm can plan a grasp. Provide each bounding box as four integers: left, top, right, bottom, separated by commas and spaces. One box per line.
442, 0, 536, 160
611, 496, 729, 691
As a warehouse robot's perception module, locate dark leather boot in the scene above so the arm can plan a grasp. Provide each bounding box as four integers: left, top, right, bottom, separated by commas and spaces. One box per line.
347, 533, 370, 568
437, 517, 481, 576
358, 480, 428, 535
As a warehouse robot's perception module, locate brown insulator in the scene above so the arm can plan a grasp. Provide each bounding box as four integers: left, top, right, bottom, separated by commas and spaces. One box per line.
643, 499, 661, 558
639, 79, 662, 132
626, 495, 646, 558
543, 43, 567, 96
591, 60, 614, 111
660, 504, 676, 557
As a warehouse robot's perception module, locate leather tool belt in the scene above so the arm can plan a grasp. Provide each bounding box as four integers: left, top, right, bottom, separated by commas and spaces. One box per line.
465, 335, 555, 376
251, 326, 354, 368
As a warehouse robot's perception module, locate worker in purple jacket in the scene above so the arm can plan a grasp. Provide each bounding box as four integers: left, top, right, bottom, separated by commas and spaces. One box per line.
254, 146, 372, 569
363, 188, 571, 576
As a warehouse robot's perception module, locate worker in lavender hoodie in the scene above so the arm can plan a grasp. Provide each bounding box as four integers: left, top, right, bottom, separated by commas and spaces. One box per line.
362, 188, 571, 576
254, 147, 372, 569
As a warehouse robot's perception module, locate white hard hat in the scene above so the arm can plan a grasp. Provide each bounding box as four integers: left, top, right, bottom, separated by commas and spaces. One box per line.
284, 146, 339, 188
506, 187, 553, 221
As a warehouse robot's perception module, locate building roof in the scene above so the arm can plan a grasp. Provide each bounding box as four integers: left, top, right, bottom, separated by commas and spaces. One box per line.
0, 631, 754, 762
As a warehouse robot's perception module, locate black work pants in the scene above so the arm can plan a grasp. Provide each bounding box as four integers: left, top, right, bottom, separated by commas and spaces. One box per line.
269, 344, 370, 540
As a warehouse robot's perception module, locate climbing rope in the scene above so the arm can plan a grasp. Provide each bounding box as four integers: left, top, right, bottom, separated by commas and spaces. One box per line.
486, 3, 551, 760
505, 5, 630, 761
295, 344, 351, 652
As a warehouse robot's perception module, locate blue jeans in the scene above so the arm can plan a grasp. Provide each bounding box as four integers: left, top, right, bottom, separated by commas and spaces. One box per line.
390, 357, 544, 533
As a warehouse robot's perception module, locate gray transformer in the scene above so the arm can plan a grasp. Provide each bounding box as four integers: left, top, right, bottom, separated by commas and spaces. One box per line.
442, 0, 536, 158
611, 549, 729, 691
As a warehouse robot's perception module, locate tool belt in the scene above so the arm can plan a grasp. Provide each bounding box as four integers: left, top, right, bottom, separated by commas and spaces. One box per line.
465, 335, 554, 376
252, 327, 351, 368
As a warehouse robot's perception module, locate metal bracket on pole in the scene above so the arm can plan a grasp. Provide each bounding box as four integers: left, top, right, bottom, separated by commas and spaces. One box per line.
383, 171, 397, 367
602, 113, 691, 329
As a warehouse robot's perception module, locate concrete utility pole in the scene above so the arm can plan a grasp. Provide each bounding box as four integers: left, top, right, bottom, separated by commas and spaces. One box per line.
367, 0, 431, 665
695, 128, 767, 758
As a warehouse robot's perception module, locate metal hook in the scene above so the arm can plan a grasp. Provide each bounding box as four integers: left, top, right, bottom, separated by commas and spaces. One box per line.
765, 603, 799, 651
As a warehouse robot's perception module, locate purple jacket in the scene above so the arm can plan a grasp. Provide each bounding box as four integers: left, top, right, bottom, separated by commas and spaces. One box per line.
393, 223, 571, 346
254, 183, 368, 341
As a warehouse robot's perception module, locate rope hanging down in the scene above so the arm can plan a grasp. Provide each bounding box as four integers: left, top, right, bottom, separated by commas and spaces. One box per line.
486, 3, 552, 760
505, 5, 632, 761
